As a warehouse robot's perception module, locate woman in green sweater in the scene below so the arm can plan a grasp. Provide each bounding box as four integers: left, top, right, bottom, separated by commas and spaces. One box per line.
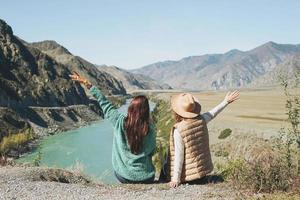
70, 72, 156, 183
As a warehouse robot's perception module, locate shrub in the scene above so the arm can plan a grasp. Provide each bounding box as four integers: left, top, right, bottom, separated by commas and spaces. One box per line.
0, 129, 34, 155
33, 150, 43, 166
214, 133, 295, 193
217, 159, 247, 181
218, 128, 232, 139
214, 149, 229, 157
217, 156, 291, 193
150, 98, 174, 172
276, 68, 300, 175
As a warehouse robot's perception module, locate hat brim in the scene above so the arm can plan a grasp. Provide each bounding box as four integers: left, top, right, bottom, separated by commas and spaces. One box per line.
171, 94, 201, 119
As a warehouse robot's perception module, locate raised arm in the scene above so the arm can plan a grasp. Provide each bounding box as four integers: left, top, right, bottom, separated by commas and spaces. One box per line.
69, 72, 123, 127
202, 90, 240, 123
89, 86, 123, 126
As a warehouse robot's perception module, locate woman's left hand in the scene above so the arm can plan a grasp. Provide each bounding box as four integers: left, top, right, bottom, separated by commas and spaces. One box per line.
224, 90, 240, 103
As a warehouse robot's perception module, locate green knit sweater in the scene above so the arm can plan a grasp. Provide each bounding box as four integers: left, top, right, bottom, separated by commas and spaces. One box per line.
89, 86, 156, 181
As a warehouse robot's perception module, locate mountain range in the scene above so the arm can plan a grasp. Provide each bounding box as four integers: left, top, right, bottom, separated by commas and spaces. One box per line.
0, 19, 105, 138
0, 22, 99, 109
132, 42, 300, 90
0, 19, 170, 139
28, 41, 171, 92
28, 40, 127, 95
1, 17, 300, 140
97, 65, 171, 91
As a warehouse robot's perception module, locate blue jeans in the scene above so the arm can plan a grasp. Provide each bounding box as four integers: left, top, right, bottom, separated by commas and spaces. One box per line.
114, 171, 155, 184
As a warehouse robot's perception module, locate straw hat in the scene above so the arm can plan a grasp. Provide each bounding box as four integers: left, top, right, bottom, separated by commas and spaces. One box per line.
171, 93, 201, 118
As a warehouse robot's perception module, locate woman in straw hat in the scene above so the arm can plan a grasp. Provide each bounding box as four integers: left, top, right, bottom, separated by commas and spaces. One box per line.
69, 72, 156, 184
164, 91, 239, 188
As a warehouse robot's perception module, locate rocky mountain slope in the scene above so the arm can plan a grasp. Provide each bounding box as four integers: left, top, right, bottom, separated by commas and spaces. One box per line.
0, 22, 88, 107
133, 42, 300, 90
97, 65, 172, 91
0, 19, 102, 140
250, 53, 300, 87
26, 39, 171, 92
28, 40, 126, 95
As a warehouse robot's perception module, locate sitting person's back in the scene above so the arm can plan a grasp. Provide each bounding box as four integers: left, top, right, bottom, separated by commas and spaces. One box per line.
161, 91, 239, 187
70, 72, 156, 183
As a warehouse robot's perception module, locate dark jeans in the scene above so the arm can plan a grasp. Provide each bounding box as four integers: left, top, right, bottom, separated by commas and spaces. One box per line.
158, 164, 168, 183
114, 171, 155, 184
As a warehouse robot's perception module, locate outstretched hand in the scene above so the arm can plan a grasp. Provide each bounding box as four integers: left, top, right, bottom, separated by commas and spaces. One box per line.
69, 71, 92, 89
224, 90, 240, 103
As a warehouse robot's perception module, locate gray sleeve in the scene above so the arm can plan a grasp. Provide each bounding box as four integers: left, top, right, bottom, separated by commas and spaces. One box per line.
202, 100, 228, 124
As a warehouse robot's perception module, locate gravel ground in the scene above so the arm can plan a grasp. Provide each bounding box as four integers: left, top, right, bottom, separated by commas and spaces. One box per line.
0, 166, 250, 200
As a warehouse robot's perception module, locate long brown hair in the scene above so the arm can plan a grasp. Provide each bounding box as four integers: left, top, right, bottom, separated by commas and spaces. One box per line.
125, 95, 150, 154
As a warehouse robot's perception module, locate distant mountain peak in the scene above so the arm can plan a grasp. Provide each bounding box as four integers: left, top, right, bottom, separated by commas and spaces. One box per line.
251, 41, 300, 54
36, 40, 60, 47
225, 49, 244, 55
265, 41, 277, 45
30, 40, 72, 55
99, 65, 172, 91
262, 41, 282, 49
254, 41, 279, 50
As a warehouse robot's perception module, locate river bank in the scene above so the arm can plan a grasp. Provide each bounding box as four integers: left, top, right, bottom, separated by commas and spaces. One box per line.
1, 104, 101, 159
24, 94, 128, 138
15, 98, 155, 184
0, 94, 128, 159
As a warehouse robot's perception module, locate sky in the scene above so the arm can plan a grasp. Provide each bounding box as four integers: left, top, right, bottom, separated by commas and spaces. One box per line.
1, 0, 300, 69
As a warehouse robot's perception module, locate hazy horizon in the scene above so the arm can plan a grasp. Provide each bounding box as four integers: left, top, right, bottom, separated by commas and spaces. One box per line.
1, 0, 300, 69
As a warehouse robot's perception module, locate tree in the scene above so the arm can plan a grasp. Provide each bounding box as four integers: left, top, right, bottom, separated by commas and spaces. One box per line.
277, 67, 300, 174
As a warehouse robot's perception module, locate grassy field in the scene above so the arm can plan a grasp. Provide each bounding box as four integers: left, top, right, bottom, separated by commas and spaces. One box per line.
151, 88, 288, 144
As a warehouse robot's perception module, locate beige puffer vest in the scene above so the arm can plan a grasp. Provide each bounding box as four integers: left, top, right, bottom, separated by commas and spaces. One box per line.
167, 115, 213, 182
